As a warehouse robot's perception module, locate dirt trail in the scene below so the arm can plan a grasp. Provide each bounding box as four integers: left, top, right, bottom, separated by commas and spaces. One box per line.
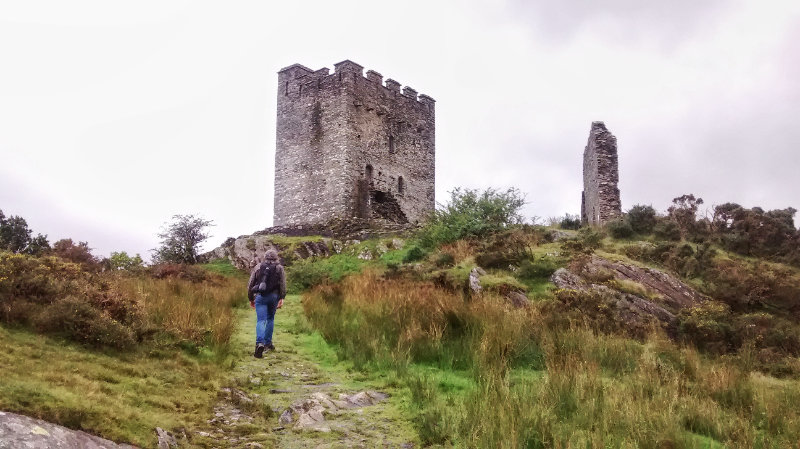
191, 295, 417, 449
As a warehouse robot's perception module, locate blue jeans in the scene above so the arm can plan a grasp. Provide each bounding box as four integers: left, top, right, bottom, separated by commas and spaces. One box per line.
254, 292, 279, 345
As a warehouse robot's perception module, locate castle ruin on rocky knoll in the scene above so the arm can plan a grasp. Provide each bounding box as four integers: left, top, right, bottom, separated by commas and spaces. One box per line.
274, 60, 435, 227
581, 121, 621, 226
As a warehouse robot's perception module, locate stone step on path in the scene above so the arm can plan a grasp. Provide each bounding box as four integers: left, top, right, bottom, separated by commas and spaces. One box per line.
189, 297, 418, 448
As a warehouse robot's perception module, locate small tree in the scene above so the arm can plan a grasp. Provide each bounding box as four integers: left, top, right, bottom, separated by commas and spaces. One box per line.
668, 194, 704, 239
108, 251, 145, 272
0, 210, 32, 253
152, 214, 214, 264
24, 234, 51, 256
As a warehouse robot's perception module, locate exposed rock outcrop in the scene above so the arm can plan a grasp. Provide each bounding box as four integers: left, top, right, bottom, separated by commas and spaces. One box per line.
550, 255, 709, 332
201, 219, 412, 270
0, 411, 138, 449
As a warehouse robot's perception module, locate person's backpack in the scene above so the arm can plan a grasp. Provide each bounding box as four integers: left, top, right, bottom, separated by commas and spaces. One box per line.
252, 262, 280, 295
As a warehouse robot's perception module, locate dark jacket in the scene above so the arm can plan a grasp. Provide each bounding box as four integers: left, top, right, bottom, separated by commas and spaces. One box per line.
247, 261, 287, 301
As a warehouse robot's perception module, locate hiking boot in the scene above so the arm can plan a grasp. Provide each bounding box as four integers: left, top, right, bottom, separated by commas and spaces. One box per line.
254, 343, 266, 359
266, 343, 275, 352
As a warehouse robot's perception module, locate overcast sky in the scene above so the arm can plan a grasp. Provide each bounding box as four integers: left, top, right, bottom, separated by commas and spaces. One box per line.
1, 0, 798, 260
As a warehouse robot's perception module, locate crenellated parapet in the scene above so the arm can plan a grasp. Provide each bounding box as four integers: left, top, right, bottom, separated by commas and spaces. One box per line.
278, 60, 435, 110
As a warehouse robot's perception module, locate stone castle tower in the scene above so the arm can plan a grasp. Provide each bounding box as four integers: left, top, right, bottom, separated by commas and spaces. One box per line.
581, 121, 621, 226
273, 60, 435, 227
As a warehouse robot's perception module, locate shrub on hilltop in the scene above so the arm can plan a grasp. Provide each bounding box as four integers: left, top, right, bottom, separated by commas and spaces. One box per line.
417, 187, 526, 249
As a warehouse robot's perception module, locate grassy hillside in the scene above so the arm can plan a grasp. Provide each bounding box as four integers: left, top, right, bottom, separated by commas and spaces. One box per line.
0, 253, 247, 446
286, 190, 800, 448
295, 230, 800, 448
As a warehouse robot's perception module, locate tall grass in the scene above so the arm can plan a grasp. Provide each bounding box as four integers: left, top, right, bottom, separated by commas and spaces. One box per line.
303, 270, 800, 448
118, 276, 244, 348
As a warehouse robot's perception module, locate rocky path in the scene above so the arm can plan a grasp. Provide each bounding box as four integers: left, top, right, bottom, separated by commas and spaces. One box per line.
189, 296, 418, 449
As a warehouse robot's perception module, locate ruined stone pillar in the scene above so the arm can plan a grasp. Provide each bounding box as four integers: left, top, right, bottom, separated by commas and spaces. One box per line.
581, 121, 621, 226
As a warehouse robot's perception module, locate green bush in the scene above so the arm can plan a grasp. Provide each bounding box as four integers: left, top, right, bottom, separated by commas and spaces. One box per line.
653, 220, 681, 241
287, 259, 331, 293
560, 228, 604, 255
286, 255, 366, 293
517, 257, 560, 279
626, 204, 657, 234
417, 187, 525, 248
559, 214, 581, 230
402, 245, 427, 263
606, 218, 633, 239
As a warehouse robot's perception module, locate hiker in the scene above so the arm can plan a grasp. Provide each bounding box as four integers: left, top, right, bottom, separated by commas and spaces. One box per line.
247, 249, 286, 358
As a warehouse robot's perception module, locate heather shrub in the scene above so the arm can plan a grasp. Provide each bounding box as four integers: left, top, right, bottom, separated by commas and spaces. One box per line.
32, 296, 136, 349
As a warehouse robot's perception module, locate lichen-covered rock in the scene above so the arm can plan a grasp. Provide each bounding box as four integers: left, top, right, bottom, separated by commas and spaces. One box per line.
505, 291, 529, 308
0, 411, 138, 449
469, 267, 486, 293
550, 255, 708, 331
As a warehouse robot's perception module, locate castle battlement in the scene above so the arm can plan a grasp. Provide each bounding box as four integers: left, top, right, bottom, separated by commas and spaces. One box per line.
274, 59, 436, 227
278, 60, 435, 108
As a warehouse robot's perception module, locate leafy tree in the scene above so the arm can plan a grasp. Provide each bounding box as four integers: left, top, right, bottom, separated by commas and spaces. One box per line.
0, 210, 32, 253
152, 214, 214, 264
712, 203, 798, 261
626, 205, 657, 234
667, 194, 703, 238
417, 188, 525, 248
24, 234, 51, 256
109, 251, 145, 271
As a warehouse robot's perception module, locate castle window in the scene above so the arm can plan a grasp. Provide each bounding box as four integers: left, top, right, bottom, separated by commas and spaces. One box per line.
398, 176, 404, 194
365, 164, 373, 185
285, 81, 288, 96
389, 135, 395, 154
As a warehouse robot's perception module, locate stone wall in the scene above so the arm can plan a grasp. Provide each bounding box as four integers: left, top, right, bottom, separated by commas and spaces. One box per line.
581, 121, 621, 226
274, 60, 435, 227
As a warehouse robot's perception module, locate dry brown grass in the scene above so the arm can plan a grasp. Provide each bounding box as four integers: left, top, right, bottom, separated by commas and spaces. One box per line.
118, 276, 243, 347
303, 269, 800, 448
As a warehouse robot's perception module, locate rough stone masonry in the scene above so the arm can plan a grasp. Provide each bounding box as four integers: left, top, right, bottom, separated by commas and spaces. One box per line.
274, 60, 435, 227
581, 121, 622, 226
